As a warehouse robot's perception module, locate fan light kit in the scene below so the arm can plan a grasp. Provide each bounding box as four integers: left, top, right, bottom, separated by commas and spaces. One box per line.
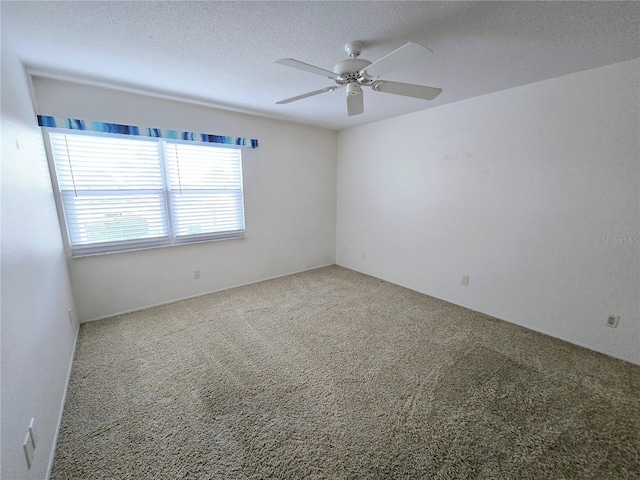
275, 41, 442, 116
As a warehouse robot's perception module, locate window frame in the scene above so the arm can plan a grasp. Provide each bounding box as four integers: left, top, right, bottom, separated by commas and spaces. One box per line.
43, 128, 246, 257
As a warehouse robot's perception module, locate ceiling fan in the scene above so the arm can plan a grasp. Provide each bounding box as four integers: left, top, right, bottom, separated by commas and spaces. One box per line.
275, 41, 442, 116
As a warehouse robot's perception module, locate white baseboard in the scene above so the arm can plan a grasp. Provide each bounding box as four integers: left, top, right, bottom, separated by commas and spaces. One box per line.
46, 322, 80, 480
337, 263, 640, 367
82, 263, 337, 324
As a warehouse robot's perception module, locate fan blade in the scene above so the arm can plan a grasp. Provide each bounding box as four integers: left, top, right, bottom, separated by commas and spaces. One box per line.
276, 86, 338, 104
372, 80, 442, 100
347, 92, 364, 116
276, 58, 338, 79
361, 42, 433, 79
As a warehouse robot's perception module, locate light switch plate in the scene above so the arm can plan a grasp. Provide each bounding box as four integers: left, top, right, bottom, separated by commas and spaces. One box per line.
28, 418, 37, 448
23, 432, 34, 469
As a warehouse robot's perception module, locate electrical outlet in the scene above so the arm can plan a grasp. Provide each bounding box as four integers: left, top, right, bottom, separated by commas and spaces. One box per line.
461, 275, 470, 286
193, 270, 200, 279
606, 315, 620, 328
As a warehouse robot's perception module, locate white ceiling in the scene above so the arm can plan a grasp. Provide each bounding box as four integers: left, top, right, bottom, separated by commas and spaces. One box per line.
2, 1, 639, 130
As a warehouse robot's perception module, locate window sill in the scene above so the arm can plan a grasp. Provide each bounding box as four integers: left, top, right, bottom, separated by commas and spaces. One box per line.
70, 233, 246, 258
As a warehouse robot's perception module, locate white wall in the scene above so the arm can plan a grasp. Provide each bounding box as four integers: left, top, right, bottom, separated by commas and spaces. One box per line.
1, 42, 79, 478
337, 59, 640, 365
31, 78, 337, 321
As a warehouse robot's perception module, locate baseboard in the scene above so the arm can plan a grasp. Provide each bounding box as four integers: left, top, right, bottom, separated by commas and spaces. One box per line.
464, 305, 640, 367
46, 321, 80, 479
82, 263, 337, 324
336, 263, 640, 367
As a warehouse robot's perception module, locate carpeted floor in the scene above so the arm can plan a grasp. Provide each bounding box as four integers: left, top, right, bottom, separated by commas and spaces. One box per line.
51, 265, 640, 479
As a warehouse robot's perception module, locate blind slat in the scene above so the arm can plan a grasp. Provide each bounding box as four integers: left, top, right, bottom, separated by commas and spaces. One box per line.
48, 131, 245, 255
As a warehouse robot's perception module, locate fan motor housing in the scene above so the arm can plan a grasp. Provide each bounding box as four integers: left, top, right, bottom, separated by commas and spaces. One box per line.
333, 58, 371, 77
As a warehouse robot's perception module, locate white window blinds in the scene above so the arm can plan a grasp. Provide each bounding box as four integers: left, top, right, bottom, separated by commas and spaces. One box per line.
48, 131, 245, 256
165, 143, 244, 241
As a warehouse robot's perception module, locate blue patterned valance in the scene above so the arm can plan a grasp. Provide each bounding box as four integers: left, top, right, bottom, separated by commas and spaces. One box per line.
37, 115, 258, 148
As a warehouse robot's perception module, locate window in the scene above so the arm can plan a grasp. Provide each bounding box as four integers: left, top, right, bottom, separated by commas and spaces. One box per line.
46, 130, 245, 256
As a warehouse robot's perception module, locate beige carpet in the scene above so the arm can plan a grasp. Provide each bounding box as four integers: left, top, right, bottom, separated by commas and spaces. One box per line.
51, 265, 640, 479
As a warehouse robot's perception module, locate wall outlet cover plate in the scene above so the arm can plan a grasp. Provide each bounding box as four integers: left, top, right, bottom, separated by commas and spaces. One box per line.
606, 315, 620, 328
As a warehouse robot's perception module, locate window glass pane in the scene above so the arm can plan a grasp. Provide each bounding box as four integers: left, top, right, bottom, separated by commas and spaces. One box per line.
49, 132, 169, 251
166, 143, 242, 189
61, 192, 168, 245
51, 134, 163, 189
46, 131, 245, 256
171, 192, 244, 237
166, 143, 244, 238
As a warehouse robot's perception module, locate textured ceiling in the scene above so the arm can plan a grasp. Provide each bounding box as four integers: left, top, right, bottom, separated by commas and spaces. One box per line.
2, 1, 639, 130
